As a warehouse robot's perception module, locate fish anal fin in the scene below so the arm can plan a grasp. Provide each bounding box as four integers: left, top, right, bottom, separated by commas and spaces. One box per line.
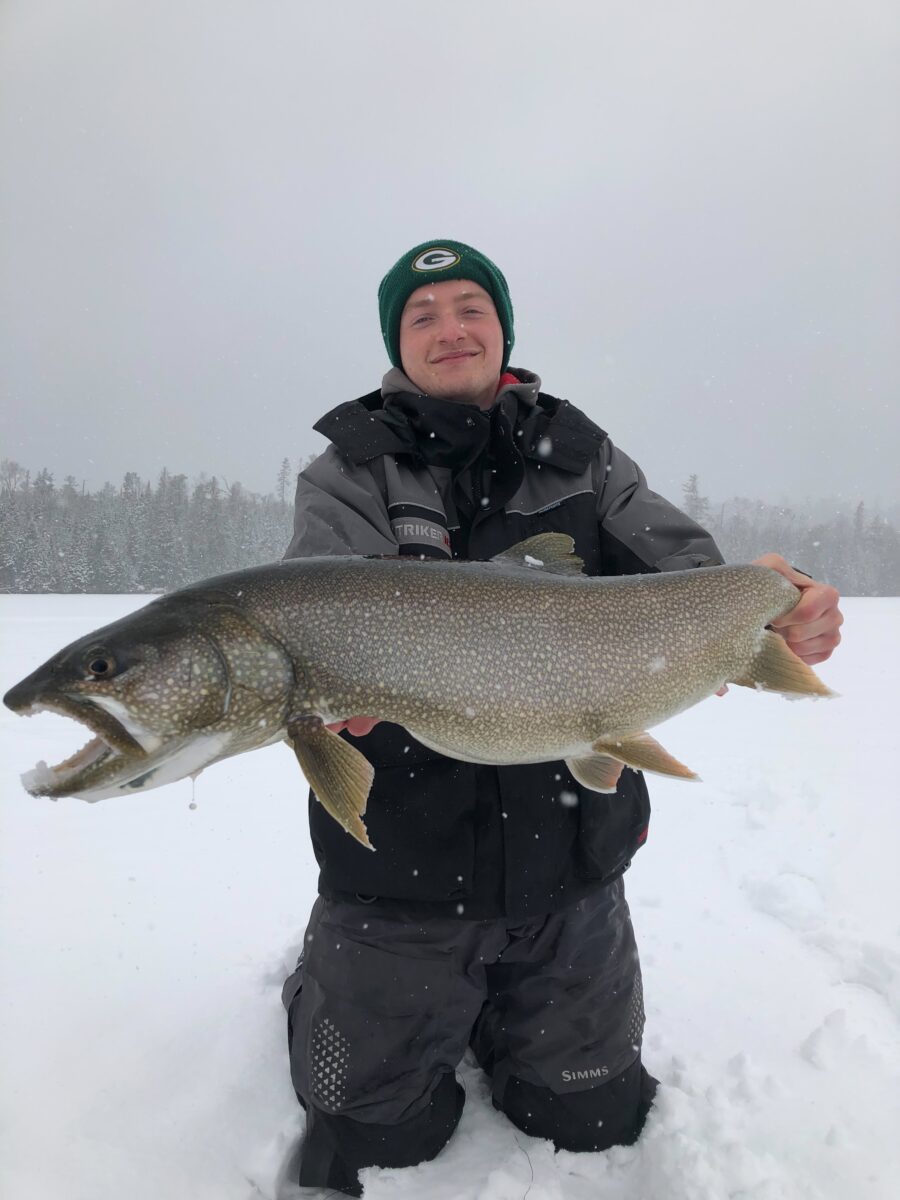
732, 630, 835, 698
566, 753, 623, 793
287, 717, 375, 850
592, 732, 699, 782
492, 533, 585, 576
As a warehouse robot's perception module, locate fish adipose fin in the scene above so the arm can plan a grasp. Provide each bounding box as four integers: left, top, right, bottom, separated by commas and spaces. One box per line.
286, 717, 375, 850
565, 753, 624, 793
732, 630, 835, 698
492, 533, 585, 576
592, 732, 699, 782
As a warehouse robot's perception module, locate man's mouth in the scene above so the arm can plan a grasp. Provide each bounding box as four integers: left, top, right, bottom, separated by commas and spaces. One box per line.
431, 351, 478, 365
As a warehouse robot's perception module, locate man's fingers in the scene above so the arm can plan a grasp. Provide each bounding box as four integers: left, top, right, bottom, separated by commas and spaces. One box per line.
752, 553, 811, 589
768, 583, 842, 630
325, 716, 380, 737
345, 716, 380, 737
775, 610, 844, 643
793, 639, 841, 666
786, 631, 842, 663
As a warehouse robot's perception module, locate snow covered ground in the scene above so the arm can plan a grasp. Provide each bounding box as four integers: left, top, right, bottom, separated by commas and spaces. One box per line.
1, 594, 898, 1200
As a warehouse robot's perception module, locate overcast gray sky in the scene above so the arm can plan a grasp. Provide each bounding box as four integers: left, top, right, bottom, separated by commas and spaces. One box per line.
1, 0, 898, 510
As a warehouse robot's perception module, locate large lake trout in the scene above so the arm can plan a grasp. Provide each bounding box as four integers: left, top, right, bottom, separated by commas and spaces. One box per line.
4, 535, 832, 848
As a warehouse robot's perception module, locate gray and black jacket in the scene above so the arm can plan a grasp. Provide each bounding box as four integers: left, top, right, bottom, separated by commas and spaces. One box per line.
285, 368, 723, 919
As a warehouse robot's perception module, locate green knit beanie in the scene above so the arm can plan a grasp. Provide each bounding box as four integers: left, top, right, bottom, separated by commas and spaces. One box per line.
378, 239, 515, 373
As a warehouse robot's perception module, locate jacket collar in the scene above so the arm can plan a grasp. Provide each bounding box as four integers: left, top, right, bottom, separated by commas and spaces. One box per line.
313, 367, 606, 474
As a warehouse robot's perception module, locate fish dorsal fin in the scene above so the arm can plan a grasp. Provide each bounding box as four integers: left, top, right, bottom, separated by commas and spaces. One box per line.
491, 533, 585, 576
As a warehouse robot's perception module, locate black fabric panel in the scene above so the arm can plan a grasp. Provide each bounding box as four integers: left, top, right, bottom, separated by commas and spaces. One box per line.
297, 1072, 465, 1196
575, 769, 651, 882
388, 501, 452, 521
313, 393, 410, 463
310, 755, 482, 905
495, 1058, 658, 1152
518, 394, 608, 472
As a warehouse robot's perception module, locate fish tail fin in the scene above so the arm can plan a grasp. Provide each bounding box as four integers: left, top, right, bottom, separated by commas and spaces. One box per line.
732, 630, 835, 698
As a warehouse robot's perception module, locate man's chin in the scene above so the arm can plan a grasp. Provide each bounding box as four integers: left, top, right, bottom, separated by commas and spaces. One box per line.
427, 372, 500, 409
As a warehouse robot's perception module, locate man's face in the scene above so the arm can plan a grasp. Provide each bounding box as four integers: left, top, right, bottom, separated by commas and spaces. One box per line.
398, 279, 504, 409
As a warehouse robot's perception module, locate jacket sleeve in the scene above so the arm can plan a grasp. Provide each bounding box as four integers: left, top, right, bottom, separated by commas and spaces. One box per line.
595, 439, 724, 574
283, 446, 399, 559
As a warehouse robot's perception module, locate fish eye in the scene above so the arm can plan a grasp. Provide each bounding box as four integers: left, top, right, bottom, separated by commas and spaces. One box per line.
85, 653, 116, 678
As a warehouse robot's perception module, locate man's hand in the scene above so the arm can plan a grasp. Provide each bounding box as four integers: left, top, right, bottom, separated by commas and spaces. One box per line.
753, 553, 843, 666
325, 717, 380, 737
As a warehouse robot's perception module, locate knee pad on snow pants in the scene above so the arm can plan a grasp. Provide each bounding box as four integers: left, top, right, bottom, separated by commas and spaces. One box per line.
495, 1057, 658, 1153
297, 1071, 464, 1198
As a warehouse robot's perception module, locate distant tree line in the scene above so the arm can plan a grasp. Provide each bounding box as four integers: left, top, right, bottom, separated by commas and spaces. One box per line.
0, 459, 897, 594
681, 475, 900, 596
0, 457, 308, 593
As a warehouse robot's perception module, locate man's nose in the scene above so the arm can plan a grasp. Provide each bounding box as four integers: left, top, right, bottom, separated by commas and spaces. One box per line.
434, 313, 466, 341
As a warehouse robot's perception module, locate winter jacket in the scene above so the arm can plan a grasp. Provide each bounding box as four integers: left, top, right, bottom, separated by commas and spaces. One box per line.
285, 368, 723, 919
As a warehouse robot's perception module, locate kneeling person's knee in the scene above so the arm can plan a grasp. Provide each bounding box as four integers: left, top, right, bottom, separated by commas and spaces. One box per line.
496, 1058, 657, 1153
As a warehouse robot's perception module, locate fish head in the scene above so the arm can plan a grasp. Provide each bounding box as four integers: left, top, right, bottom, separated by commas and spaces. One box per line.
3, 594, 295, 801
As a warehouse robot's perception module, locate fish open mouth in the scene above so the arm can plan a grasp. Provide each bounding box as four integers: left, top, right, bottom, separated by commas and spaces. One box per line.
14, 697, 148, 798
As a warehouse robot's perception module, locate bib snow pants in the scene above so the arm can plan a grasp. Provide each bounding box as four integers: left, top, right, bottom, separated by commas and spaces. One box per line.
282, 879, 656, 1196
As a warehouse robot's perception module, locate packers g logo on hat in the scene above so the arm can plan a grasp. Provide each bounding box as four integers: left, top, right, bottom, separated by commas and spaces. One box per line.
412, 247, 461, 272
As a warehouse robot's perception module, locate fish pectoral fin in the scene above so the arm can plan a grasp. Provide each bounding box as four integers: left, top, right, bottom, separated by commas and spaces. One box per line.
592, 732, 699, 782
732, 630, 834, 698
566, 753, 624, 793
286, 717, 375, 851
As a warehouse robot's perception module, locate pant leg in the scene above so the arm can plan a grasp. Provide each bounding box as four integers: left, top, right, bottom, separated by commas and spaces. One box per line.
471, 880, 657, 1152
283, 897, 495, 1195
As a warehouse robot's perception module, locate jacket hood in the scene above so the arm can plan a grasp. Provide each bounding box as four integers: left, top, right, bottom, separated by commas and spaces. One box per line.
380, 365, 542, 410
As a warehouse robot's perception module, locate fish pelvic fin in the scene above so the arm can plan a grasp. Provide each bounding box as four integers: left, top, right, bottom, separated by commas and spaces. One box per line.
732, 630, 835, 698
492, 533, 585, 576
286, 717, 375, 850
592, 732, 700, 782
566, 753, 624, 793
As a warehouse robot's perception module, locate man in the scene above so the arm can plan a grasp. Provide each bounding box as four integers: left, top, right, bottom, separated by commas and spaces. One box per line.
281, 240, 842, 1196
